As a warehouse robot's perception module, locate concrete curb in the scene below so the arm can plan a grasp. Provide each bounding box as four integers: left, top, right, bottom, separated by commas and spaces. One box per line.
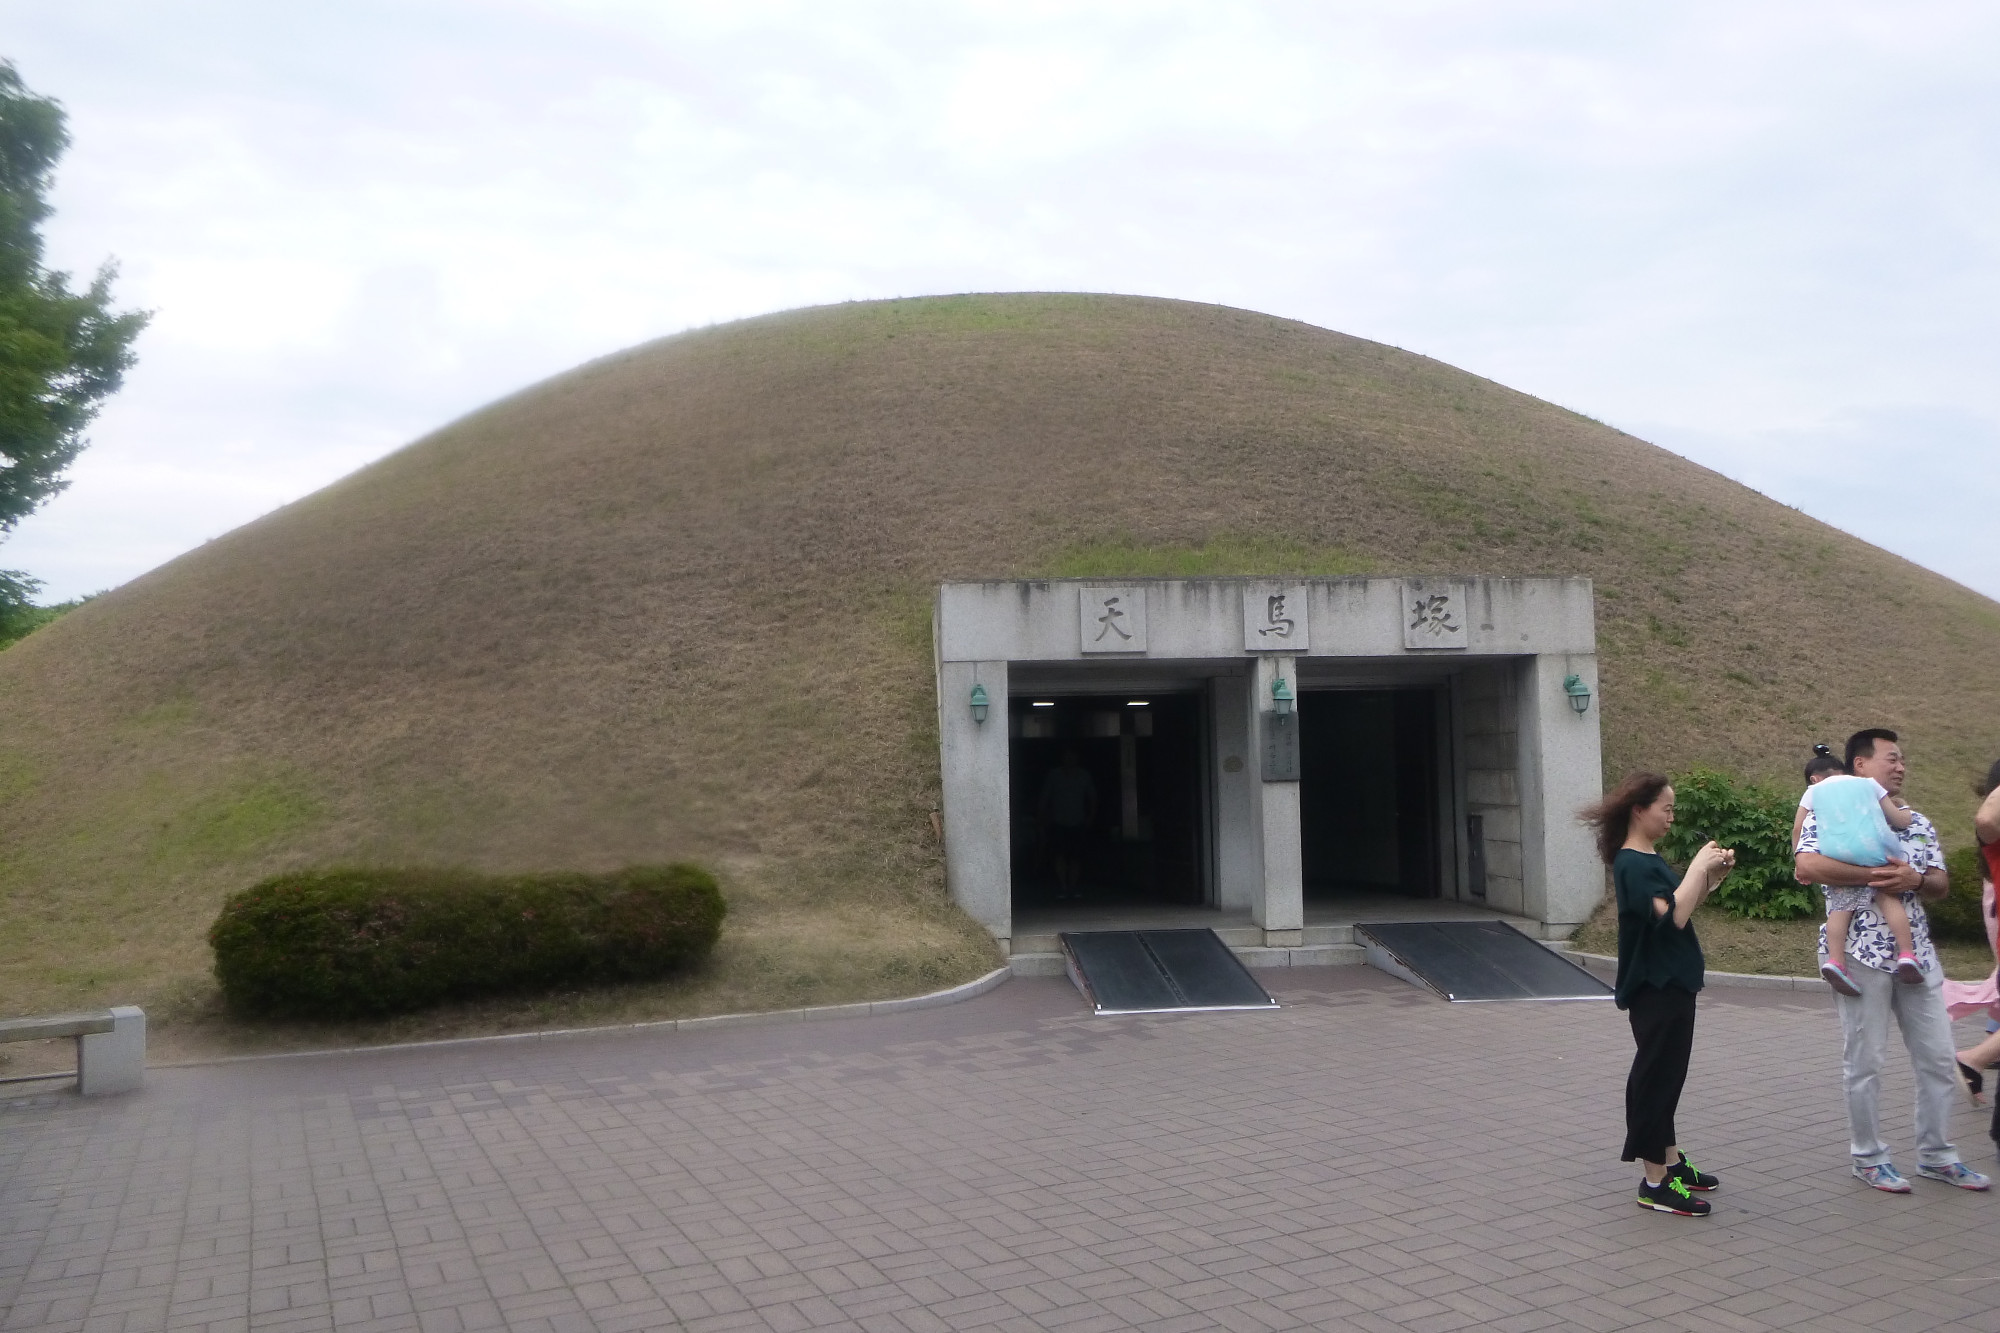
1563, 949, 1828, 992
153, 966, 1015, 1069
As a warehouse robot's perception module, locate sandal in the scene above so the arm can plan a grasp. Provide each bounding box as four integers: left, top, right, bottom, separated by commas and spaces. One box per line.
1958, 1060, 1988, 1107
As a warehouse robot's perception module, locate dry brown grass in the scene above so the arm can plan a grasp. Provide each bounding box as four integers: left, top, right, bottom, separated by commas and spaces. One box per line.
2, 293, 1997, 1052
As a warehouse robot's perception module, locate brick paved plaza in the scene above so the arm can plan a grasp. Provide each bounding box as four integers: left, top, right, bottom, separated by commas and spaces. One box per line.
7, 968, 2000, 1333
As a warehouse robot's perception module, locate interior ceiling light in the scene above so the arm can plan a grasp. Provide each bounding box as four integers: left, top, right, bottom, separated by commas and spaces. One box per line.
1127, 701, 1150, 707
1031, 700, 1056, 707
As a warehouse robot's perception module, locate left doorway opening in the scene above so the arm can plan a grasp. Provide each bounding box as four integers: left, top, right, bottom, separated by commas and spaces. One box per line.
1009, 693, 1208, 910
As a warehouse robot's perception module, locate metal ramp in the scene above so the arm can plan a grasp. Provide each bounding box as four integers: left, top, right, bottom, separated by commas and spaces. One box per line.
1059, 929, 1280, 1016
1356, 920, 1612, 1003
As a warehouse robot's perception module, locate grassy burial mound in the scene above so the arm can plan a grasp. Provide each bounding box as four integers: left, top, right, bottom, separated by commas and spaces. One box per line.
2, 292, 1997, 1041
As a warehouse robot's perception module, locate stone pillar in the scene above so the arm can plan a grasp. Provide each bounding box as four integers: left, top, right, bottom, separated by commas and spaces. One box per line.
938, 659, 1012, 949
1210, 674, 1261, 913
77, 1006, 145, 1095
1250, 654, 1304, 945
1518, 653, 1605, 931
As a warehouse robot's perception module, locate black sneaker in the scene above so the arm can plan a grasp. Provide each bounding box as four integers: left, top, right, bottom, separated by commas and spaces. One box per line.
1637, 1176, 1711, 1216
1672, 1151, 1720, 1192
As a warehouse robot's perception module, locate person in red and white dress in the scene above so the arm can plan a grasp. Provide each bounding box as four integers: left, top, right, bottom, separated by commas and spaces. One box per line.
1941, 760, 2000, 1135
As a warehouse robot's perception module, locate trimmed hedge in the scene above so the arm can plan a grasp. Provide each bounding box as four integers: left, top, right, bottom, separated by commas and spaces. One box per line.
209, 864, 725, 1019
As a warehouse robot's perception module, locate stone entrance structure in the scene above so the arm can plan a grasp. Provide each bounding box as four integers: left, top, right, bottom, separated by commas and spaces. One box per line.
934, 578, 1602, 959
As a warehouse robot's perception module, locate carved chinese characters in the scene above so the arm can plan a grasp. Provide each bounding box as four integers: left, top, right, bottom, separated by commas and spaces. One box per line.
1078, 586, 1149, 653
1241, 584, 1310, 651
1402, 579, 1468, 650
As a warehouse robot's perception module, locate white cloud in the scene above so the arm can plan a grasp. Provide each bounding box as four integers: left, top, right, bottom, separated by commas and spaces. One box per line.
1, 0, 1995, 600
1643, 408, 2000, 600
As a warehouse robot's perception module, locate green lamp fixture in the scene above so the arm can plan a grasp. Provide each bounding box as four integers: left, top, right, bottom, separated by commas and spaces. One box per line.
969, 682, 990, 724
1563, 673, 1592, 716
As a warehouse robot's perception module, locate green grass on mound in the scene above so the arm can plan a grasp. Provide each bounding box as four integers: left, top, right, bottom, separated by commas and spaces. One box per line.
0, 292, 1995, 1052
1049, 533, 1376, 580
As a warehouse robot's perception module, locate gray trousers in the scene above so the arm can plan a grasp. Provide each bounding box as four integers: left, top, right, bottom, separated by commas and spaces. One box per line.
1833, 961, 1962, 1168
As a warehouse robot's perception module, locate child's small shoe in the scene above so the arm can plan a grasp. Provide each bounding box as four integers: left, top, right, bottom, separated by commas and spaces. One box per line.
1821, 959, 1863, 996
1894, 953, 1925, 984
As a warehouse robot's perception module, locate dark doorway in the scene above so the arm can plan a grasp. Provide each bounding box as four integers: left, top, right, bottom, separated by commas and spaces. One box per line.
1299, 689, 1441, 899
1009, 693, 1207, 909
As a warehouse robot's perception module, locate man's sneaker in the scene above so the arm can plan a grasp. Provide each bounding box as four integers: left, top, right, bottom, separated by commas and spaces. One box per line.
1853, 1162, 1913, 1192
1916, 1161, 1991, 1191
1636, 1176, 1711, 1216
1894, 954, 1925, 984
1672, 1151, 1719, 1191
1821, 959, 1862, 996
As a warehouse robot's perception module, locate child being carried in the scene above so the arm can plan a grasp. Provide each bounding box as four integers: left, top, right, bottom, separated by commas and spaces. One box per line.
1796, 743, 1920, 994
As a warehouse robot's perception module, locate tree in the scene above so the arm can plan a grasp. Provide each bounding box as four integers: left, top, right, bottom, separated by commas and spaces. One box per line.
0, 59, 148, 634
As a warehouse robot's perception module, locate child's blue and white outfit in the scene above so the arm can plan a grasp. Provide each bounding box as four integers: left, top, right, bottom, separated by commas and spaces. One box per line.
1800, 774, 1905, 912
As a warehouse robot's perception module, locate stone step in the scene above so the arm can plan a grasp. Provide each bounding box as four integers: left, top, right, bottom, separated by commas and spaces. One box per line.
1010, 951, 1070, 978
1013, 924, 1353, 956
1234, 943, 1368, 969
1008, 941, 1367, 979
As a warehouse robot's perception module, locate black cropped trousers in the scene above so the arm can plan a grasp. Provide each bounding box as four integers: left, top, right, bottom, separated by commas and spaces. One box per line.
1622, 983, 1697, 1165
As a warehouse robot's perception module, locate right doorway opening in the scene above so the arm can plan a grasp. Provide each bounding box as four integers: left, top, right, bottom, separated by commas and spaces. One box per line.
1299, 688, 1442, 900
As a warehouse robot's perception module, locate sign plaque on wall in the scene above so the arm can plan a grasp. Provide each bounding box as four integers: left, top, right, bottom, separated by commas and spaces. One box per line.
1402, 578, 1469, 650
1078, 586, 1149, 654
1261, 711, 1301, 781
1242, 584, 1310, 652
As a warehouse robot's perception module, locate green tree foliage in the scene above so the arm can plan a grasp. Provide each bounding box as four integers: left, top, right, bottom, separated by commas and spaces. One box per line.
0, 60, 148, 531
0, 565, 36, 640
0, 566, 46, 645
0, 60, 148, 605
208, 864, 728, 1019
0, 563, 92, 649
1658, 767, 1819, 919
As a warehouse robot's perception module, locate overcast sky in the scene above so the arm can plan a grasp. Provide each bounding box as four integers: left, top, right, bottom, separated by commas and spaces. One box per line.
4, 1, 1996, 603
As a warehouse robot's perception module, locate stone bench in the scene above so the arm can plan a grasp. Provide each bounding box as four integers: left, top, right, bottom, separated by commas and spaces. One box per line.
0, 1006, 146, 1094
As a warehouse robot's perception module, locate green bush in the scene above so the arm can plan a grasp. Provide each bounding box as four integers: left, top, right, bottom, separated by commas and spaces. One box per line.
1929, 844, 1994, 945
209, 864, 725, 1019
1658, 768, 1817, 920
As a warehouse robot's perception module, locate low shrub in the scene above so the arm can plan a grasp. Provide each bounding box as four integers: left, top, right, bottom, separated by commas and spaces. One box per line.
209, 864, 726, 1019
1658, 768, 1817, 920
1929, 844, 1994, 945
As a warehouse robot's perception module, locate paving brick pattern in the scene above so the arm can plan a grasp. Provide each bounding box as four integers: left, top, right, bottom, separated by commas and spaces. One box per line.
6, 969, 2000, 1333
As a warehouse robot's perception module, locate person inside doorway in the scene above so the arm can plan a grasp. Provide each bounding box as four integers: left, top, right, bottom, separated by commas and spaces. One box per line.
1039, 748, 1098, 901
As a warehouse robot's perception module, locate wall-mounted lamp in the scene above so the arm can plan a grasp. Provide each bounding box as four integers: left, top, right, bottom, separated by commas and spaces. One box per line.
1563, 673, 1592, 716
1271, 677, 1295, 716
969, 683, 990, 724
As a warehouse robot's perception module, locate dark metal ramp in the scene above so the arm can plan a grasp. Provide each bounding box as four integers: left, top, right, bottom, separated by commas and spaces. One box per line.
1356, 920, 1612, 1003
1059, 929, 1280, 1016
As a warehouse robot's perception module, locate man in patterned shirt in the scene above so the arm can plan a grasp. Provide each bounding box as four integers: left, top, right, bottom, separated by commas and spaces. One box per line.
1796, 729, 1990, 1192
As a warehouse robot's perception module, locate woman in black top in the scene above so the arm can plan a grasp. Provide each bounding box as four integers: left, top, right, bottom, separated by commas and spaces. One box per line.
1582, 772, 1736, 1216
